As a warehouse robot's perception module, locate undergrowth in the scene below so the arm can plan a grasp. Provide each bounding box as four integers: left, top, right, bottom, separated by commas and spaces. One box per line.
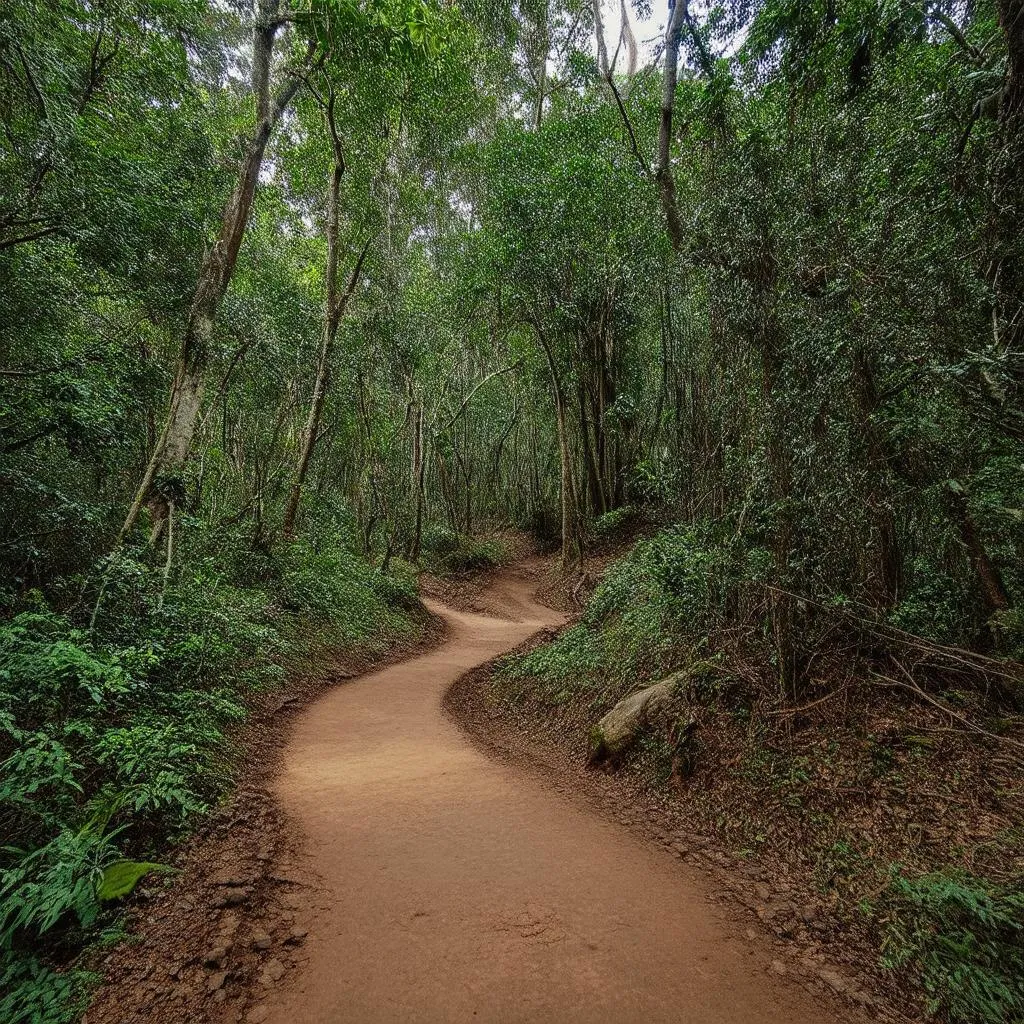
420, 526, 509, 576
497, 523, 1024, 1023
0, 535, 420, 1023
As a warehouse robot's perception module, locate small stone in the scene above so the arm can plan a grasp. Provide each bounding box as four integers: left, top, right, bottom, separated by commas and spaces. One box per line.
745, 928, 757, 941
213, 887, 250, 908
252, 932, 273, 951
818, 968, 848, 994
799, 904, 819, 924
770, 960, 787, 976
207, 971, 228, 992
260, 958, 286, 985
212, 989, 228, 1004
284, 927, 307, 945
204, 946, 229, 968
256, 845, 273, 862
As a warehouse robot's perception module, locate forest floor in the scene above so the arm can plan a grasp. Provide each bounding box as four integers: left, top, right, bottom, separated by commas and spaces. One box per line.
84, 559, 862, 1024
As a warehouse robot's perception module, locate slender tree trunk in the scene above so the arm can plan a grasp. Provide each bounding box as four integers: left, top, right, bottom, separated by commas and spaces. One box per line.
535, 0, 549, 128
853, 347, 902, 608
283, 93, 370, 538
656, 0, 688, 252
535, 326, 579, 566
946, 481, 1011, 617
120, 6, 315, 545
409, 400, 426, 560
577, 381, 605, 514
993, 1, 1024, 367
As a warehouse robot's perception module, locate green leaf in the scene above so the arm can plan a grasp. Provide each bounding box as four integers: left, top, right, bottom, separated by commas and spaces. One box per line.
97, 860, 174, 902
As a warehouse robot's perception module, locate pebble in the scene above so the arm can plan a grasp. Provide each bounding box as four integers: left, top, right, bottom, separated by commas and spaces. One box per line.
213, 887, 251, 908
260, 958, 286, 985
818, 968, 847, 994
770, 960, 787, 976
285, 927, 307, 945
204, 946, 229, 967
252, 932, 273, 951
207, 971, 228, 993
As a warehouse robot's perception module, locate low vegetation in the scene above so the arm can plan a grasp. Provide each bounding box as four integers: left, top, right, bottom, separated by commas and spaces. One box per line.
497, 528, 1024, 1023
0, 537, 421, 1022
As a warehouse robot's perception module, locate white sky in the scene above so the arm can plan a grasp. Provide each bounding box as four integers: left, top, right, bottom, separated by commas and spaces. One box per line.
600, 0, 665, 66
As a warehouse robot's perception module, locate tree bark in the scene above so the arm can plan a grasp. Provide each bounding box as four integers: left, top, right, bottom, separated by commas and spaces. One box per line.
992, 1, 1024, 401
283, 92, 370, 538
656, 0, 688, 252
120, 5, 315, 545
535, 325, 579, 566
852, 346, 902, 608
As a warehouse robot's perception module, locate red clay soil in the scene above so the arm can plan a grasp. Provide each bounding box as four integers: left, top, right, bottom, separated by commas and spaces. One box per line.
246, 562, 854, 1024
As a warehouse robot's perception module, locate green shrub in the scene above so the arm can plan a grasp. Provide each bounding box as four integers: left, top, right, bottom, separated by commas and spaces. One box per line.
0, 954, 93, 1024
423, 531, 508, 576
504, 525, 738, 695
880, 868, 1024, 1023
592, 505, 636, 537
0, 537, 420, 1021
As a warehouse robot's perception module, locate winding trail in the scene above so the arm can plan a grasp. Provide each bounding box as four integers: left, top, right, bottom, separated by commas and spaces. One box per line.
260, 564, 849, 1024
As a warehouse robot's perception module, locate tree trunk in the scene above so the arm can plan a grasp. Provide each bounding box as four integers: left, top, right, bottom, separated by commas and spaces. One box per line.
283, 93, 370, 539
994, 1, 1024, 365
656, 0, 688, 252
409, 399, 426, 560
120, 6, 315, 545
535, 326, 579, 566
947, 482, 1011, 617
853, 346, 902, 608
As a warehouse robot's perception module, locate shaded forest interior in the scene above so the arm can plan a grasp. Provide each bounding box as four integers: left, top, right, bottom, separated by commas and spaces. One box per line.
1, 0, 1024, 1022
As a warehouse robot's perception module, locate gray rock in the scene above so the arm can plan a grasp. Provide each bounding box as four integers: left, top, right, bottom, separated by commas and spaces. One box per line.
588, 673, 688, 763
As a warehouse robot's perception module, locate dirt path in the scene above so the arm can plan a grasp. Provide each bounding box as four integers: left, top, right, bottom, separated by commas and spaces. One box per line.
257, 564, 851, 1024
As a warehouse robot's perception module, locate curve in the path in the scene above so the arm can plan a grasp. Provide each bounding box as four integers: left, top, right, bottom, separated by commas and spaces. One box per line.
260, 564, 849, 1024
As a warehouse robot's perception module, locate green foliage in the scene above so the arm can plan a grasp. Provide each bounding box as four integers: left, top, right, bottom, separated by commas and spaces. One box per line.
881, 869, 1024, 1023
421, 529, 509, 576
96, 861, 172, 903
508, 525, 738, 691
0, 539, 419, 1019
592, 505, 636, 537
0, 954, 93, 1024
